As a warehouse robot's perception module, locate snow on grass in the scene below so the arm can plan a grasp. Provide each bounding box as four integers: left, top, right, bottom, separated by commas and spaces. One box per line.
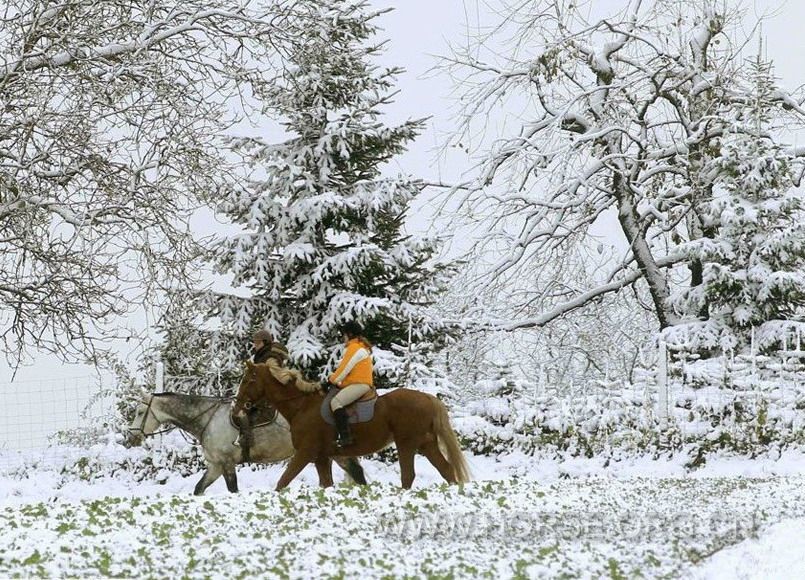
2, 467, 805, 578
692, 518, 805, 579
4, 442, 805, 578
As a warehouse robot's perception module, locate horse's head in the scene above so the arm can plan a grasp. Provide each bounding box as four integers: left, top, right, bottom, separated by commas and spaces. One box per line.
233, 360, 262, 418
127, 395, 164, 437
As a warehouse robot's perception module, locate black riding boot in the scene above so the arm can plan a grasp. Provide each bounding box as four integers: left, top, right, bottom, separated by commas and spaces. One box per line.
238, 416, 252, 463
333, 408, 354, 448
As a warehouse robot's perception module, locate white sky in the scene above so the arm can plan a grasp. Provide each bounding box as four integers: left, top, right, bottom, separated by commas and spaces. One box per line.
2, 0, 805, 384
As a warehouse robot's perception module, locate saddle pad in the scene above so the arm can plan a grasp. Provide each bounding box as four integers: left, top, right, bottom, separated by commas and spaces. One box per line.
321, 388, 378, 426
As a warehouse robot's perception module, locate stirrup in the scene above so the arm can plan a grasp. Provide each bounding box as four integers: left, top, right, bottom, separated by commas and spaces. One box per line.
335, 435, 354, 448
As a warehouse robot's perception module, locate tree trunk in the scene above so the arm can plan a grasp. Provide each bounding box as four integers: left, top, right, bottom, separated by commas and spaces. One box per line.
613, 174, 676, 329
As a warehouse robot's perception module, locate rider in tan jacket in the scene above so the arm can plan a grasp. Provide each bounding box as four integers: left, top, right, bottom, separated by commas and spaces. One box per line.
237, 329, 287, 461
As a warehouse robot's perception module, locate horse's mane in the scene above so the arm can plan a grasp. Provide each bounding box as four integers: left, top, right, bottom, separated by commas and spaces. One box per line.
152, 392, 232, 402
257, 360, 320, 393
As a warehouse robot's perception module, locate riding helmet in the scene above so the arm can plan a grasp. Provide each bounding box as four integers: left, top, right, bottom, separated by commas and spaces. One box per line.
338, 321, 363, 337
252, 329, 273, 343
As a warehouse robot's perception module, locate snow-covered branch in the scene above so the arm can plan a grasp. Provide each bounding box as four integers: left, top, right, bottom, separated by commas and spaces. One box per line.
489, 252, 684, 331
0, 0, 294, 365
441, 0, 805, 335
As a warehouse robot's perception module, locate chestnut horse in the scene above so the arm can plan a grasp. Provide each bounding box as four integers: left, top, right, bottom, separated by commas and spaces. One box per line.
234, 361, 470, 490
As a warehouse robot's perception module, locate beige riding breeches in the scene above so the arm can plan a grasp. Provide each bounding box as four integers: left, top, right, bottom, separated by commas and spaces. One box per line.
331, 383, 371, 411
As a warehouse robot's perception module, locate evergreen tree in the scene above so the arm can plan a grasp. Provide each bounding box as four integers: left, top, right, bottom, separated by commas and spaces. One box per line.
207, 0, 455, 387
670, 48, 805, 351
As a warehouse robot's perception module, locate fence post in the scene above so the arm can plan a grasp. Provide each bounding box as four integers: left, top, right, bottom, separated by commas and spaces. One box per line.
657, 341, 669, 429
751, 326, 757, 383
403, 311, 413, 387
155, 361, 165, 393
533, 363, 541, 406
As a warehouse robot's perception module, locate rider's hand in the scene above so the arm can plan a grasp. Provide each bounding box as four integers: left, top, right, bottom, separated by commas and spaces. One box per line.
321, 381, 335, 393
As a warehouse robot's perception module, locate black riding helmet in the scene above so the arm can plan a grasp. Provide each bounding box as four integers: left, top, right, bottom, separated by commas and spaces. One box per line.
338, 321, 363, 338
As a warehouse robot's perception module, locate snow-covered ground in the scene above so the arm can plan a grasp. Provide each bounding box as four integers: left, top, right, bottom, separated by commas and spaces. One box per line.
2, 440, 805, 578
693, 519, 805, 580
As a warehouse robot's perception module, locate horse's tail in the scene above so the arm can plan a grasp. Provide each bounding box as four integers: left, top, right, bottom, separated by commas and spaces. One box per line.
432, 397, 471, 484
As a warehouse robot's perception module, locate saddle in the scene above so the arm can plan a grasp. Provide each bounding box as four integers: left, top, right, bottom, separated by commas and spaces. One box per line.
320, 388, 378, 426
229, 404, 278, 430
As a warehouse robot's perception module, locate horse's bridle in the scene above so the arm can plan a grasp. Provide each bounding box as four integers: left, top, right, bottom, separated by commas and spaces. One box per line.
129, 396, 175, 438
130, 395, 219, 439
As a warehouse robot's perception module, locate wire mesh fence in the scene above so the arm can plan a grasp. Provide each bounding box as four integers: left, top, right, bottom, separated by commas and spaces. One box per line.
0, 366, 240, 455
0, 374, 117, 467
649, 326, 805, 439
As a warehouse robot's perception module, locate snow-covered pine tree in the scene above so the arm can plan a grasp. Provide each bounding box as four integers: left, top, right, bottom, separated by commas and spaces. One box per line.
669, 47, 805, 351
210, 0, 455, 388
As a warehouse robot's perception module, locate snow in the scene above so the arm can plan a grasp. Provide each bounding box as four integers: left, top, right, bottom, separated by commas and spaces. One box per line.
5, 0, 805, 577
3, 446, 805, 577
5, 443, 805, 504
5, 348, 805, 577
2, 407, 805, 579
693, 519, 805, 579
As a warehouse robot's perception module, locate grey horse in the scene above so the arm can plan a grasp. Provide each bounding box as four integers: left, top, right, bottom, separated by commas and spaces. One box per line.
128, 392, 366, 495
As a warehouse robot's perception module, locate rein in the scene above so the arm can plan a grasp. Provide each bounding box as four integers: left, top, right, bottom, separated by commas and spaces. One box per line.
189, 402, 220, 441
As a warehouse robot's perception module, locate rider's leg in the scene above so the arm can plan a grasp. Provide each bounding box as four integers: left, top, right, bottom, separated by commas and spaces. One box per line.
332, 407, 353, 447
330, 384, 370, 447
330, 384, 371, 410
236, 414, 252, 463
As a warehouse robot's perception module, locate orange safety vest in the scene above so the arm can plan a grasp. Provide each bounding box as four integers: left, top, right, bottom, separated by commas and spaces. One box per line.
329, 338, 373, 388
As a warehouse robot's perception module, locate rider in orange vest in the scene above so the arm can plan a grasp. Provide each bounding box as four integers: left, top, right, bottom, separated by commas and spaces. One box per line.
326, 321, 374, 448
